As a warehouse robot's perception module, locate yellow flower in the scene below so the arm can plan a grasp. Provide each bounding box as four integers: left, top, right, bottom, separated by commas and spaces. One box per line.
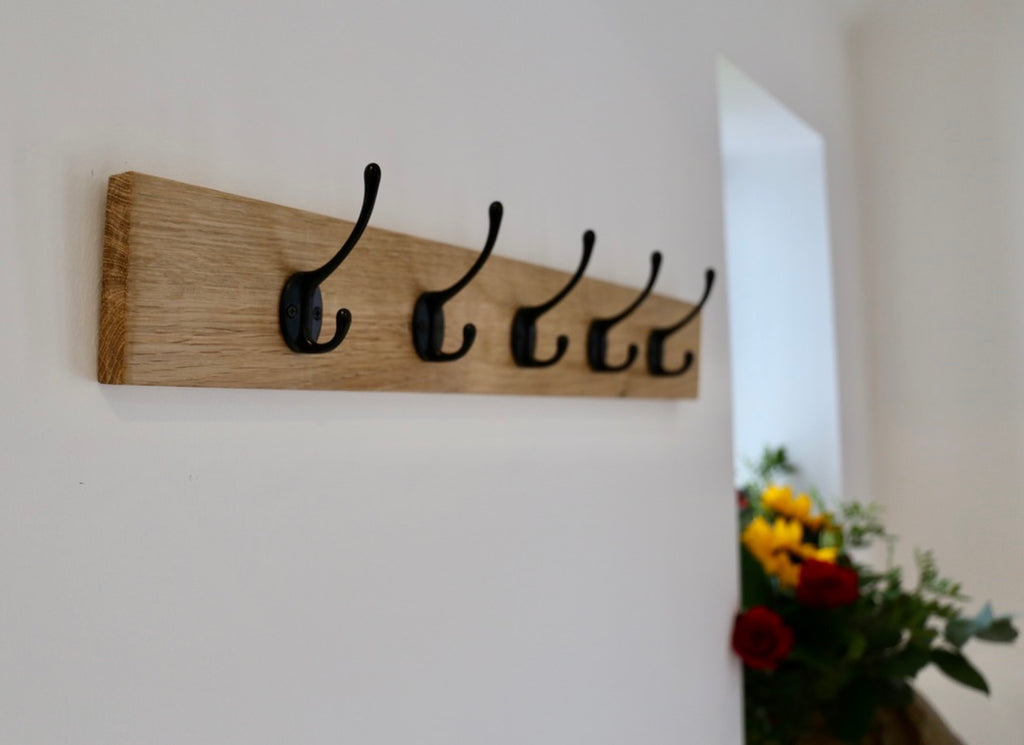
742, 515, 801, 562
799, 544, 838, 564
775, 554, 802, 589
741, 514, 839, 588
741, 516, 774, 564
760, 484, 825, 531
760, 484, 793, 512
742, 516, 807, 588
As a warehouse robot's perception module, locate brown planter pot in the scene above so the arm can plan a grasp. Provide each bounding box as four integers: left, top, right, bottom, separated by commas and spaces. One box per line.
796, 692, 964, 745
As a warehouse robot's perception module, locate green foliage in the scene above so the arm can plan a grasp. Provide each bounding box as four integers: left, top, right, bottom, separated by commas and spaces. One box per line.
735, 446, 1018, 745
975, 617, 1019, 643
741, 545, 774, 609
946, 603, 1019, 647
915, 548, 967, 601
738, 446, 797, 501
751, 446, 797, 483
831, 679, 881, 743
930, 649, 989, 694
836, 501, 888, 550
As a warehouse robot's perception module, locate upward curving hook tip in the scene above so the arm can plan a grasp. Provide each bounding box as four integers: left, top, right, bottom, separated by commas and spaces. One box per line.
489, 201, 503, 223
412, 200, 501, 362
364, 162, 382, 188
279, 162, 380, 354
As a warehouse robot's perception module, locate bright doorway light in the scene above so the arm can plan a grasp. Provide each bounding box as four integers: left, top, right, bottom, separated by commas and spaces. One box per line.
717, 57, 843, 497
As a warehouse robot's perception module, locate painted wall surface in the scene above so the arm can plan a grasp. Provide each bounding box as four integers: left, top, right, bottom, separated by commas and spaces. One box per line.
0, 2, 864, 743
852, 1, 1024, 741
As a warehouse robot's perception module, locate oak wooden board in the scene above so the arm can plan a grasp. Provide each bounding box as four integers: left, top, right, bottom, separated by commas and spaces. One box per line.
99, 172, 705, 398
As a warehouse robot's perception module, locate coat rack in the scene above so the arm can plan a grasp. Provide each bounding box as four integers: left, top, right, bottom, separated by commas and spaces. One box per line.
99, 163, 713, 399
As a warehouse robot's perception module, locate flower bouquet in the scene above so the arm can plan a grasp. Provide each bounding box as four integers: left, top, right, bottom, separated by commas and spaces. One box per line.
732, 448, 1018, 745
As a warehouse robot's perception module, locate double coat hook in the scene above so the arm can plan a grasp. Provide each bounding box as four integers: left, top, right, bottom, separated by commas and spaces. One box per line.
647, 269, 715, 376
511, 231, 594, 368
279, 163, 381, 353
412, 201, 503, 362
586, 252, 662, 372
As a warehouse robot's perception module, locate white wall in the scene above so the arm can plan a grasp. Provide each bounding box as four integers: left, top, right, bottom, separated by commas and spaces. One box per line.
719, 60, 844, 499
0, 2, 865, 743
852, 1, 1024, 741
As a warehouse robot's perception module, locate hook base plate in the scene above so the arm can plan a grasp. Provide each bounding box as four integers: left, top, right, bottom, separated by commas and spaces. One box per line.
279, 276, 324, 353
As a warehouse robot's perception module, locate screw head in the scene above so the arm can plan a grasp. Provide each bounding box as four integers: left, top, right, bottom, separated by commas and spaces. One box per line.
286, 304, 298, 319
312, 307, 323, 322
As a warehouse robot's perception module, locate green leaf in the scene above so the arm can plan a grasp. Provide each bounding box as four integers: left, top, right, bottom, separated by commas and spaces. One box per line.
788, 646, 837, 673
975, 617, 1020, 644
946, 605, 1019, 647
864, 626, 903, 651
945, 618, 975, 648
975, 603, 994, 627
740, 546, 773, 609
931, 649, 990, 694
878, 645, 931, 678
845, 632, 867, 662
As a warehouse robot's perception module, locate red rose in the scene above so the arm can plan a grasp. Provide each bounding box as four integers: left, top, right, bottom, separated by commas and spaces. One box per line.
731, 606, 794, 670
796, 559, 859, 607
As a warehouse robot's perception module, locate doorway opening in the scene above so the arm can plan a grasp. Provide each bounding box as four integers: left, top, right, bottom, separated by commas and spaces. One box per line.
716, 57, 842, 497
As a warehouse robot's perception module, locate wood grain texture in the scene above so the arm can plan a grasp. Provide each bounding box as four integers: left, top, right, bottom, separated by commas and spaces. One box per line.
98, 173, 134, 384
98, 172, 706, 398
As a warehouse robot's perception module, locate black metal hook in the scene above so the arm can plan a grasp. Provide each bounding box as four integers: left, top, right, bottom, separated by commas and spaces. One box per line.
646, 268, 715, 377
412, 201, 503, 362
586, 252, 662, 372
510, 231, 594, 368
279, 163, 381, 353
